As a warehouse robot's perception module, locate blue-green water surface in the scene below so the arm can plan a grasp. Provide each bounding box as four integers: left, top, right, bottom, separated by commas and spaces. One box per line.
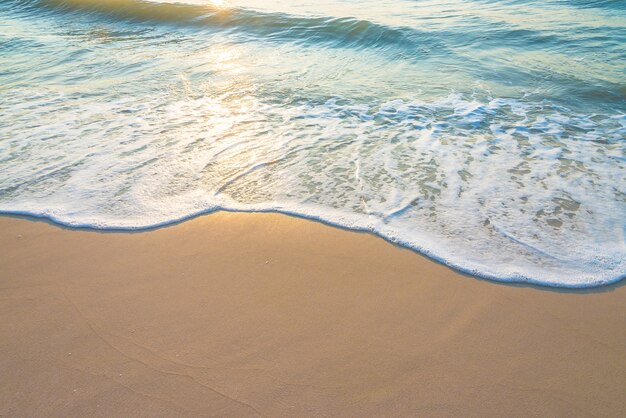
1, 0, 625, 286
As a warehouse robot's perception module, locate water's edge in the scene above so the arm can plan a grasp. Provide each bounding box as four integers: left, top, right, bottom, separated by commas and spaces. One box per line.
3, 208, 624, 290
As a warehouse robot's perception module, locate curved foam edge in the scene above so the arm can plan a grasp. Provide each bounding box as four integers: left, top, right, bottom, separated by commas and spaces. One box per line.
1, 206, 624, 289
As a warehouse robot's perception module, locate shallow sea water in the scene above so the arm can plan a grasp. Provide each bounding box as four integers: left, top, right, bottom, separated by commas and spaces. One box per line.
1, 0, 625, 286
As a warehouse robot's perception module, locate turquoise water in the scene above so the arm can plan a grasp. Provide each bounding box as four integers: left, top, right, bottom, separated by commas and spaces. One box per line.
1, 0, 625, 287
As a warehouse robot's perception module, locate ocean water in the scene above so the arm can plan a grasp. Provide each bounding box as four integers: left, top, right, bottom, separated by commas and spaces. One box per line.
1, 0, 625, 287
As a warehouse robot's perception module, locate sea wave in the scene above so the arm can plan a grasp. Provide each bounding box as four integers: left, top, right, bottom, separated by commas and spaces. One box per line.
10, 0, 427, 50
1, 0, 624, 288
1, 87, 624, 288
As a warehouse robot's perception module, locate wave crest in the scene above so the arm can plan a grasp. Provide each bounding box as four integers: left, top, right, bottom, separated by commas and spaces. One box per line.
17, 0, 422, 50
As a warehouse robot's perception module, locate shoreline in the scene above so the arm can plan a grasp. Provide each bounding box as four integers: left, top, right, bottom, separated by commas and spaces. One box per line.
2, 210, 622, 290
1, 212, 625, 416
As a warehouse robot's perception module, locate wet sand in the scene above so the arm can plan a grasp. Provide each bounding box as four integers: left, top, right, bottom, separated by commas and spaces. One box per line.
1, 212, 625, 417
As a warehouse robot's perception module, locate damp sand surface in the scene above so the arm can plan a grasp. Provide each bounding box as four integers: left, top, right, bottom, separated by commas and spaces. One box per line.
1, 213, 625, 417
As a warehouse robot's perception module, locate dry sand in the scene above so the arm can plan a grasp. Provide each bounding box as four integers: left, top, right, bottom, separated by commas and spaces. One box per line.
1, 212, 625, 417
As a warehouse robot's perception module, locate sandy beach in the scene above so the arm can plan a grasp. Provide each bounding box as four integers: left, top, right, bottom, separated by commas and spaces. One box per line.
1, 212, 625, 417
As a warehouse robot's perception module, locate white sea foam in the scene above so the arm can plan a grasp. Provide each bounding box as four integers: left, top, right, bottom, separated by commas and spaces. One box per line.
1, 87, 624, 287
